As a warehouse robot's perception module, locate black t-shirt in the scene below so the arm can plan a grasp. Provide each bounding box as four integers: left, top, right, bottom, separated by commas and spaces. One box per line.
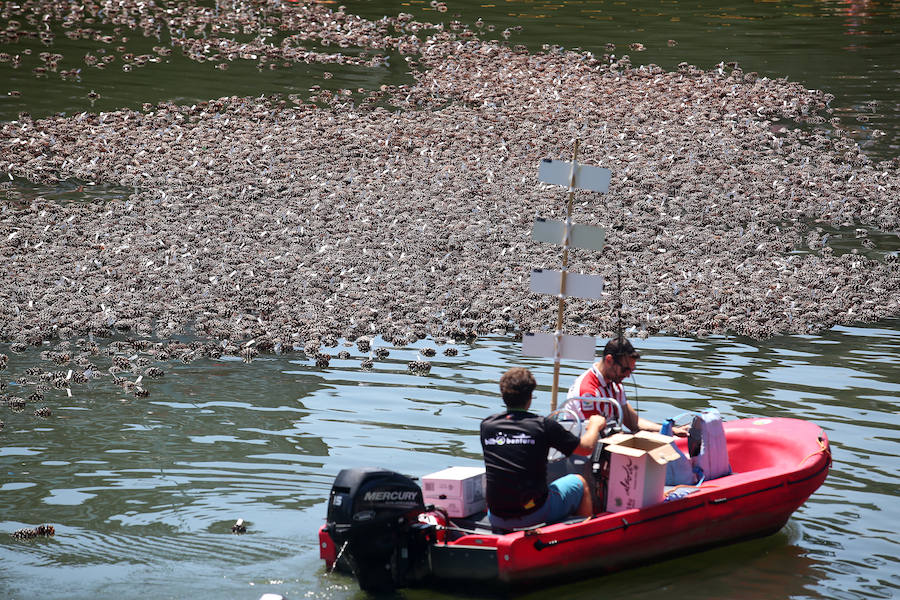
480, 409, 581, 518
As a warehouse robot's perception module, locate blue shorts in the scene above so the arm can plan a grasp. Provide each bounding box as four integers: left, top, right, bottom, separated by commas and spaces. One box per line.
488, 474, 584, 530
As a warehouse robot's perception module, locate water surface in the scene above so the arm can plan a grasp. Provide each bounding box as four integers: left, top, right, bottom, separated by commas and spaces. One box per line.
1, 0, 898, 598
2, 323, 899, 599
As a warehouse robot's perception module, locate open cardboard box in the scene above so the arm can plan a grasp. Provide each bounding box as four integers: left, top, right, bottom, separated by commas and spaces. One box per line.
601, 431, 681, 513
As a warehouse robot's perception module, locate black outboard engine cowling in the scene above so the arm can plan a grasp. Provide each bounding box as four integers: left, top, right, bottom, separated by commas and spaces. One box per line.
325, 467, 431, 592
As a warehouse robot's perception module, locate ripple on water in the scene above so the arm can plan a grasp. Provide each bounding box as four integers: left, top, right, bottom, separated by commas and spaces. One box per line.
18, 528, 299, 568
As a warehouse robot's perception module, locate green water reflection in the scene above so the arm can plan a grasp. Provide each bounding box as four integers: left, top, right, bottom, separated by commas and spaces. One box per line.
0, 0, 897, 158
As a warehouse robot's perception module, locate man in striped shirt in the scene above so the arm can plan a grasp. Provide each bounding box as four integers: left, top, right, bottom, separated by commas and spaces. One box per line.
564, 338, 688, 436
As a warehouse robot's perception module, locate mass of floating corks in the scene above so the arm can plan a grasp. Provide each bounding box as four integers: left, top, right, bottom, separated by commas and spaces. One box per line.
1, 0, 899, 359
11, 524, 55, 540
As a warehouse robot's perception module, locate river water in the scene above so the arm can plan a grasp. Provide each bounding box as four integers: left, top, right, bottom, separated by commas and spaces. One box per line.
1, 0, 899, 598
1, 325, 899, 599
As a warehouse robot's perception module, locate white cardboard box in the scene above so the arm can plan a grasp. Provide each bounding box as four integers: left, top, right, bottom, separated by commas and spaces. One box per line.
421, 466, 486, 517
603, 431, 681, 513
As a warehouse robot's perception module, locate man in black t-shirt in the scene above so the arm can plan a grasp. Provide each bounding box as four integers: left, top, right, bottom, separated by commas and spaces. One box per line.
481, 367, 606, 530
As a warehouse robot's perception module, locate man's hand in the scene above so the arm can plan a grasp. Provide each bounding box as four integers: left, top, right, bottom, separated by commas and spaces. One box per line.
575, 415, 607, 455
671, 424, 689, 437
586, 415, 607, 432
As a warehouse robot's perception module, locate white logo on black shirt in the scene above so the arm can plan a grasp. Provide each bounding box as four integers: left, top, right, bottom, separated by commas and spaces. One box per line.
483, 432, 535, 446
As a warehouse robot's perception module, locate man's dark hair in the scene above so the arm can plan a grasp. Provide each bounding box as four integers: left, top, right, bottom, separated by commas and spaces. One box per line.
602, 338, 641, 360
499, 367, 536, 409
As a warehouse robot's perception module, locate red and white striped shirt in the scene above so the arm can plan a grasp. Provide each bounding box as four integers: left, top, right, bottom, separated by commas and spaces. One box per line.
564, 364, 628, 423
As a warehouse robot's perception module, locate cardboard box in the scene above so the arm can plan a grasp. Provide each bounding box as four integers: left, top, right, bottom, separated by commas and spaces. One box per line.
421, 466, 486, 517
602, 431, 681, 513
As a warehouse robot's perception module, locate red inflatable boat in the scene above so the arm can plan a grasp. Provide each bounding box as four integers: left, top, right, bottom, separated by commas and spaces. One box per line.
319, 417, 830, 591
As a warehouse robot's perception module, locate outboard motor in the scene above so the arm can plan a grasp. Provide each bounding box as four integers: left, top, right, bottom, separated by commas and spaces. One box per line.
325, 468, 434, 592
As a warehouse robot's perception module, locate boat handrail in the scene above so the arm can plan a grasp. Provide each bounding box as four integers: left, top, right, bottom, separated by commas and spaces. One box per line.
565, 395, 624, 426
547, 406, 583, 461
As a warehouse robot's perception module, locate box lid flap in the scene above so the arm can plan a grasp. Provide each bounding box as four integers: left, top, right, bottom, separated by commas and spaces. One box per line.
606, 444, 646, 459
604, 431, 681, 464
648, 443, 682, 465
635, 430, 676, 444
600, 432, 634, 445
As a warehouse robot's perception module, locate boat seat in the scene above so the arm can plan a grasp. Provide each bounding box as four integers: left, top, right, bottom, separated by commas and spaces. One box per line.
446, 511, 494, 537
447, 511, 589, 538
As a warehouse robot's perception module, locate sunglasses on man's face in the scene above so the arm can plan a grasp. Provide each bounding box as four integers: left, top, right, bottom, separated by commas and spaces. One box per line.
614, 357, 635, 375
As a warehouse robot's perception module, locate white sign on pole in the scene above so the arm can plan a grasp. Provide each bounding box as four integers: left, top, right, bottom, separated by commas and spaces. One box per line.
570, 224, 606, 251
532, 218, 606, 251
532, 217, 565, 246
538, 159, 611, 193
522, 332, 596, 362
530, 269, 605, 299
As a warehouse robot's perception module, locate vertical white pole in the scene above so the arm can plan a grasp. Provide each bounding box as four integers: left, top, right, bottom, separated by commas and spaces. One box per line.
550, 139, 579, 411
